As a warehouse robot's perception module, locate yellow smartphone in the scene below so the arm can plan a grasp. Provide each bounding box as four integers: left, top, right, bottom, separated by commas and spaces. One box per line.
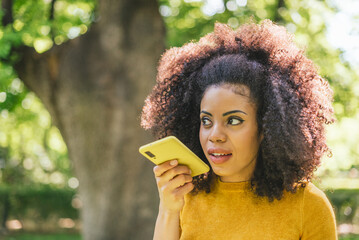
139, 136, 210, 177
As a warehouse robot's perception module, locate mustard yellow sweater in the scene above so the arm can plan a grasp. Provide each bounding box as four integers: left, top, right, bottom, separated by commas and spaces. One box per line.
180, 177, 337, 240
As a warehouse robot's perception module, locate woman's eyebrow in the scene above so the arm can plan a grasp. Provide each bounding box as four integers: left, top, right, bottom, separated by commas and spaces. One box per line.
200, 110, 212, 116
223, 110, 247, 116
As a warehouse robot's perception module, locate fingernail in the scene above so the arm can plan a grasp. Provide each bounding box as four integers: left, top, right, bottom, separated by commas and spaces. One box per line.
170, 160, 178, 166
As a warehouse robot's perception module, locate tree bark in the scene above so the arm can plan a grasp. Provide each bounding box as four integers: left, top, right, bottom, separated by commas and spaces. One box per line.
15, 0, 165, 239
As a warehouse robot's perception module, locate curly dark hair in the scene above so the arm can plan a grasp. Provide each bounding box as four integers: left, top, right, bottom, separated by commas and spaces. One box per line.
141, 20, 334, 201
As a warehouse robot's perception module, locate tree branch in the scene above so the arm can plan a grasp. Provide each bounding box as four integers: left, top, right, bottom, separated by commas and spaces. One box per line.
1, 0, 13, 26
49, 0, 57, 39
274, 0, 285, 23
50, 0, 56, 20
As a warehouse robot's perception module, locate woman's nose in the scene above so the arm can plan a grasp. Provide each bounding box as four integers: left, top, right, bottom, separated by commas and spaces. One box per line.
209, 125, 226, 143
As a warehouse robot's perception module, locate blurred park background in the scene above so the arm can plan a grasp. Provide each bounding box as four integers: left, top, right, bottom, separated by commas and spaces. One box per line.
0, 0, 358, 239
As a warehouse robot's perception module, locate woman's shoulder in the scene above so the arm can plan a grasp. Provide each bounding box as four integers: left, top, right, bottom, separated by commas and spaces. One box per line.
282, 182, 328, 200
300, 184, 338, 238
278, 182, 332, 211
302, 182, 332, 206
298, 182, 336, 226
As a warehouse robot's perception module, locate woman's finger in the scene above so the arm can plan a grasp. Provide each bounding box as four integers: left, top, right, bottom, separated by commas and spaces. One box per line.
153, 159, 178, 177
158, 165, 192, 183
168, 174, 192, 189
173, 182, 194, 198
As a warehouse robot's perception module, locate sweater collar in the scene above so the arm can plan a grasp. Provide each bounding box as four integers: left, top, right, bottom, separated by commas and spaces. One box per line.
214, 176, 251, 192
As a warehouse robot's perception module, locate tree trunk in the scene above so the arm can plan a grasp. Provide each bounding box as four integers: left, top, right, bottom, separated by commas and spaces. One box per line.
15, 0, 165, 239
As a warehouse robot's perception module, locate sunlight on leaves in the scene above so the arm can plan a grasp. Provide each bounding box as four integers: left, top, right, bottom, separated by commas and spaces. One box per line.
33, 37, 53, 53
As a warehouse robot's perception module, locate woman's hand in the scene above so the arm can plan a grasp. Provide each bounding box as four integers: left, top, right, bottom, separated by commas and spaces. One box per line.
153, 160, 194, 213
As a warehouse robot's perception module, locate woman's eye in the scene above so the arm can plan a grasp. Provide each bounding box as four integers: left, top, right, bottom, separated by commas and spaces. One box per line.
201, 117, 212, 126
228, 117, 244, 125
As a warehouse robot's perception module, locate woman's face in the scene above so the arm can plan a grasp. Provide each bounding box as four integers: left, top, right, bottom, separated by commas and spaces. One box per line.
199, 84, 262, 182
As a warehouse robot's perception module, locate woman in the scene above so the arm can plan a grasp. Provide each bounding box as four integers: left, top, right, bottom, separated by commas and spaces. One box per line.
141, 20, 337, 239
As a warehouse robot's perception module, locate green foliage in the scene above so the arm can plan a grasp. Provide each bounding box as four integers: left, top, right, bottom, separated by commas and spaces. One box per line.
0, 0, 96, 122
159, 0, 254, 47
0, 92, 73, 188
340, 236, 359, 240
326, 189, 359, 225
10, 0, 95, 51
5, 233, 81, 240
0, 184, 78, 221
0, 0, 95, 195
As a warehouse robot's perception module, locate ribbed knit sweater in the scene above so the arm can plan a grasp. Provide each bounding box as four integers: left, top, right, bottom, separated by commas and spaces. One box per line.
180, 177, 337, 240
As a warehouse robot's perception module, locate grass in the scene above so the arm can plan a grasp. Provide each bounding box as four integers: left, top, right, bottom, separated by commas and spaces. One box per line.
3, 233, 81, 240
340, 235, 359, 240
3, 233, 359, 239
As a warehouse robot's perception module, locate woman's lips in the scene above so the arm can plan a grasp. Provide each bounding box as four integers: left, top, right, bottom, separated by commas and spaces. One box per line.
207, 148, 232, 164
209, 153, 232, 164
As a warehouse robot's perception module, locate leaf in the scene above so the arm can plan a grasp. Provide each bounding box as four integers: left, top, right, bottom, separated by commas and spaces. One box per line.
0, 40, 11, 59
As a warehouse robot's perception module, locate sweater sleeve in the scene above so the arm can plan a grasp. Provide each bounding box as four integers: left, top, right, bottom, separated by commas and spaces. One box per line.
301, 183, 338, 240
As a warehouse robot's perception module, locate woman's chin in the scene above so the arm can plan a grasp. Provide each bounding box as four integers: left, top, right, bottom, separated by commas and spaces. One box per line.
211, 167, 228, 178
